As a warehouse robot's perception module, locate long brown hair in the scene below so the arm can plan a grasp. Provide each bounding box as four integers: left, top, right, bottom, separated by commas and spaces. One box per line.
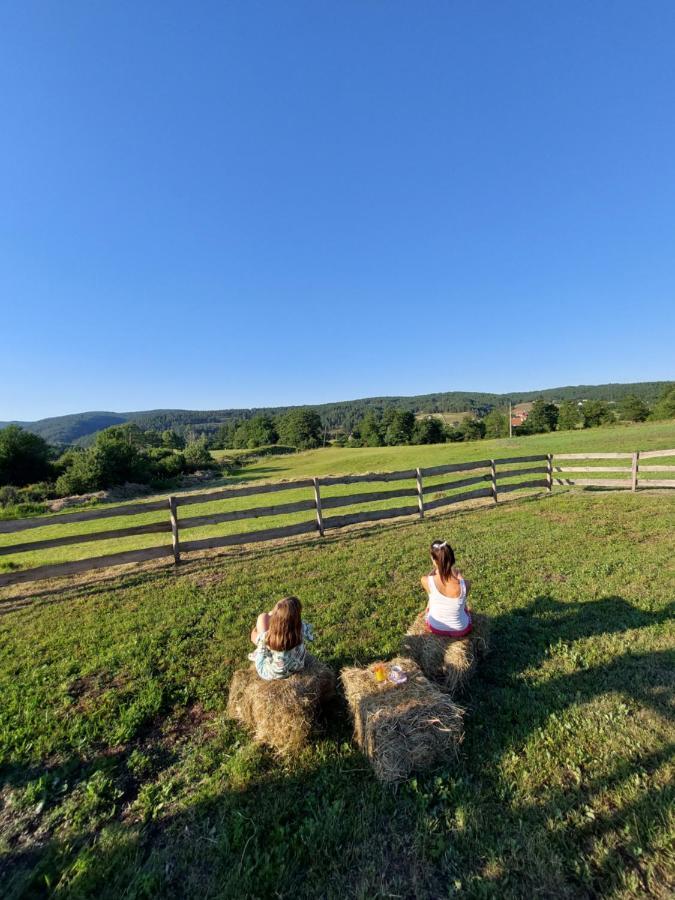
430, 539, 456, 583
266, 596, 303, 652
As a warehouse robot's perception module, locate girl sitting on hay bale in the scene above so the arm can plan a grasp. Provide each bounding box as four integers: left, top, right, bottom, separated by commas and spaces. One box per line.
248, 595, 315, 680
420, 539, 473, 637
402, 539, 489, 693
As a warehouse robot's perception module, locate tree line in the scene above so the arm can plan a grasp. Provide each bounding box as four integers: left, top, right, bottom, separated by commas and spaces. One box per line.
210, 386, 675, 450
0, 424, 216, 514
1, 385, 673, 513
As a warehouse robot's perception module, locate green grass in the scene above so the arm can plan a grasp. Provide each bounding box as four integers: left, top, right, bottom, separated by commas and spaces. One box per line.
1, 419, 674, 575
0, 490, 673, 897
212, 419, 675, 481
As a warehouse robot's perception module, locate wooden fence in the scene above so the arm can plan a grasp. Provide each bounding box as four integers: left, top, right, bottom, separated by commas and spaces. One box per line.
552, 448, 675, 490
0, 448, 672, 589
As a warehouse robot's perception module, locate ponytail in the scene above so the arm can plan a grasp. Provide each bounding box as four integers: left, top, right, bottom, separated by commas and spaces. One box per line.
430, 539, 456, 582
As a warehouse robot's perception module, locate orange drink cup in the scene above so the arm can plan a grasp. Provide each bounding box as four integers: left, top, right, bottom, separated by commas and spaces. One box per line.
373, 663, 386, 683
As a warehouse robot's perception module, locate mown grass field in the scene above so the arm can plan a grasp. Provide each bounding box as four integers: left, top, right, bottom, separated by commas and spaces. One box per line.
1, 420, 674, 577
0, 489, 673, 898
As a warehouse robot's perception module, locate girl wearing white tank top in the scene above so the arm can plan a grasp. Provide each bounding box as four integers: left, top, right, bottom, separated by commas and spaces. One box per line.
420, 539, 473, 636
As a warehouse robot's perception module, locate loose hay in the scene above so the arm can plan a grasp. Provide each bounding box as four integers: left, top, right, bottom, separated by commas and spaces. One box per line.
340, 657, 464, 783
227, 653, 335, 756
400, 612, 491, 694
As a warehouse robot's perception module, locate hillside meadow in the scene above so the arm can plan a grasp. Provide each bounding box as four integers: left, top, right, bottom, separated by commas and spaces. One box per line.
0, 420, 673, 579
0, 488, 673, 897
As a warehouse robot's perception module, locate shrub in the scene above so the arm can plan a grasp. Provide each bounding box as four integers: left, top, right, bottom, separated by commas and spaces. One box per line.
184, 438, 213, 469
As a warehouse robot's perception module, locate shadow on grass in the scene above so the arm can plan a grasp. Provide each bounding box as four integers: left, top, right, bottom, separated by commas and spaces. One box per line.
2, 595, 673, 898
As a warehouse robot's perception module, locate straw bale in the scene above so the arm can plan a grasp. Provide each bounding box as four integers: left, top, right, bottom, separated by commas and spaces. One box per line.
227, 653, 335, 755
340, 657, 463, 782
400, 613, 490, 694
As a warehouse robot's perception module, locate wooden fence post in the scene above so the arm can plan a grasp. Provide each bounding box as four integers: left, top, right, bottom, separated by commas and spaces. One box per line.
416, 468, 424, 519
313, 478, 325, 536
490, 460, 498, 503
631, 451, 640, 492
168, 496, 181, 565
547, 454, 553, 493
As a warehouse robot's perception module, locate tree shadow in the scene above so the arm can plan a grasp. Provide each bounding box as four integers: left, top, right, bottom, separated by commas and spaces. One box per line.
2, 595, 673, 898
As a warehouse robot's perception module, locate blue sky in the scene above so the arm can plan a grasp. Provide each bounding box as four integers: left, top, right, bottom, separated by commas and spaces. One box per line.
1, 1, 674, 420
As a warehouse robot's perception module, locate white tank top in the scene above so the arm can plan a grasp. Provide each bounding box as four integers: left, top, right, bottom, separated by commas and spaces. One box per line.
426, 574, 471, 633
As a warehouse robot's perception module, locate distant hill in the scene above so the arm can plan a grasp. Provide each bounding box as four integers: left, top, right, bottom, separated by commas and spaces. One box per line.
1, 381, 670, 446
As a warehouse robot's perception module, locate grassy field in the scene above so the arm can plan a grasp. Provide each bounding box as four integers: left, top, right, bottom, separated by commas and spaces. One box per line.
1, 420, 674, 577
212, 420, 675, 481
0, 489, 673, 898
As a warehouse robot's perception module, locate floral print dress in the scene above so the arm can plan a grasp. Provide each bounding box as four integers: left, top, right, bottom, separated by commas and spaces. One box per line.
248, 622, 315, 681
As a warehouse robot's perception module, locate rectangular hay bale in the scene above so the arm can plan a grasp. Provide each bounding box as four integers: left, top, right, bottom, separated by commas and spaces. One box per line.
401, 612, 490, 694
227, 653, 335, 756
340, 657, 464, 783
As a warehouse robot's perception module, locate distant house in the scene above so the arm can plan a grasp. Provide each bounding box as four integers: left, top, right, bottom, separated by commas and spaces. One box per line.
510, 402, 532, 428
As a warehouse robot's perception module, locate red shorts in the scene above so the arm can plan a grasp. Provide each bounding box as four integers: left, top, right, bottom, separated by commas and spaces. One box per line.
424, 615, 473, 638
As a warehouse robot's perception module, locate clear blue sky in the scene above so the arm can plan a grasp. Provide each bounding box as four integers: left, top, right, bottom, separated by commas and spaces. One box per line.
2, 1, 674, 421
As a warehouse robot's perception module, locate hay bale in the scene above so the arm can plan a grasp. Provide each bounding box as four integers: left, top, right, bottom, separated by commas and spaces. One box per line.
400, 613, 490, 694
227, 653, 335, 756
340, 657, 464, 783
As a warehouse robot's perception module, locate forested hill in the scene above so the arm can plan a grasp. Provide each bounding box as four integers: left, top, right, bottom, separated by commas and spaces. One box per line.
1, 382, 669, 445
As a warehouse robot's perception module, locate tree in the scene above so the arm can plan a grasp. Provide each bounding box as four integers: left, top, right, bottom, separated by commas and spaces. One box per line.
483, 409, 508, 439
384, 410, 415, 446
523, 398, 559, 434
412, 417, 446, 445
581, 400, 613, 428
557, 400, 581, 431
55, 449, 105, 495
618, 395, 649, 422
184, 437, 212, 469
460, 417, 486, 442
277, 409, 322, 450
358, 412, 384, 447
0, 425, 52, 486
649, 384, 675, 420
142, 430, 163, 447
233, 415, 278, 449
162, 429, 185, 450
91, 425, 149, 485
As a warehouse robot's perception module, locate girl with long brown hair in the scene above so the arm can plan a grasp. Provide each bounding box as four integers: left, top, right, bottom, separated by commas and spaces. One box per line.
249, 596, 315, 680
419, 539, 473, 636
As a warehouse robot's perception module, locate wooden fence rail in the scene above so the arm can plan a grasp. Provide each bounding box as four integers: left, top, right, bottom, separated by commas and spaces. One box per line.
0, 448, 673, 589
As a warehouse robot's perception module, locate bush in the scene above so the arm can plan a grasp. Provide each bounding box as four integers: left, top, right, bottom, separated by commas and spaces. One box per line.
184, 438, 213, 470
0, 485, 20, 507
55, 450, 105, 495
